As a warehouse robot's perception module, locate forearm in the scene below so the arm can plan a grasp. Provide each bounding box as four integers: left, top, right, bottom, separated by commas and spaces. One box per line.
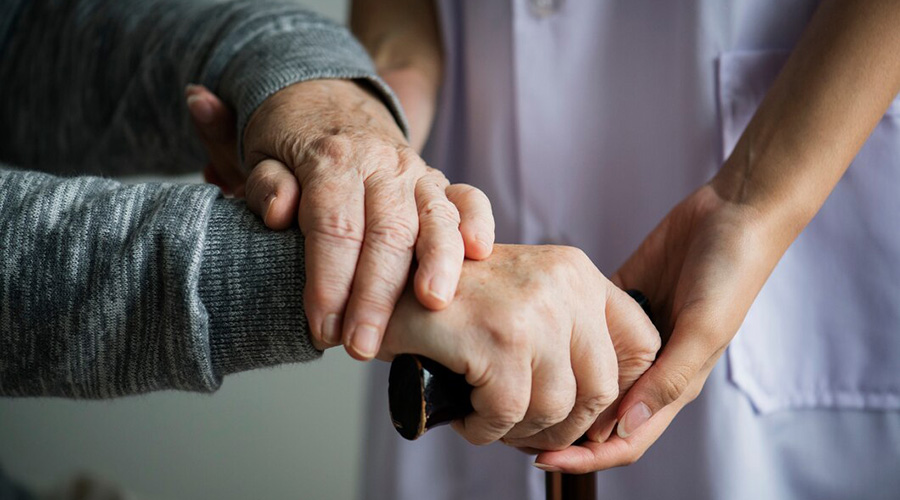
351, 0, 443, 151
712, 0, 900, 241
0, 166, 317, 398
0, 0, 404, 176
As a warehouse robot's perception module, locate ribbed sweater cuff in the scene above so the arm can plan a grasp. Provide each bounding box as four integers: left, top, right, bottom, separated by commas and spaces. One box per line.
199, 200, 320, 377
218, 20, 409, 166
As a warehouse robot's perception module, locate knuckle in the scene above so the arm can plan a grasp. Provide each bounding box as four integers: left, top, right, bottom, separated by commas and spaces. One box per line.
353, 282, 402, 316
488, 410, 524, 433
544, 246, 591, 281
418, 241, 464, 265
460, 184, 493, 210
374, 142, 403, 166
584, 385, 618, 415
491, 314, 532, 353
367, 217, 418, 253
307, 212, 365, 246
249, 163, 283, 186
488, 392, 529, 425
466, 417, 520, 446
304, 279, 351, 309
396, 145, 426, 168
424, 165, 449, 181
641, 331, 663, 358
531, 406, 571, 430
354, 143, 405, 179
656, 367, 692, 405
559, 245, 591, 266
464, 429, 499, 446
310, 135, 354, 163
599, 376, 621, 406
419, 197, 461, 226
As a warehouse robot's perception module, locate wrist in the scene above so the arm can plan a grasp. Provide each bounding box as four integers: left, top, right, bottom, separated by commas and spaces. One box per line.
200, 199, 321, 376
708, 160, 812, 265
711, 132, 822, 243
380, 66, 440, 151
243, 79, 407, 168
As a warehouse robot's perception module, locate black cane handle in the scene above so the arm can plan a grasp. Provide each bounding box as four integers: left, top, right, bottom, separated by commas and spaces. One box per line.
388, 353, 474, 440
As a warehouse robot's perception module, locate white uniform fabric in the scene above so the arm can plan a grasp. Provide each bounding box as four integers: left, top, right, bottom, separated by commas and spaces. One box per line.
362, 1, 900, 498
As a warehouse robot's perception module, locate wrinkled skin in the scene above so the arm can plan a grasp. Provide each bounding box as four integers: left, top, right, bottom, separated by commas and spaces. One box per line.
378, 244, 661, 453
186, 81, 495, 358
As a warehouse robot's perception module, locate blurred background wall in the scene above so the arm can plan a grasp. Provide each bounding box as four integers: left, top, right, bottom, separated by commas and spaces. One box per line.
0, 1, 375, 499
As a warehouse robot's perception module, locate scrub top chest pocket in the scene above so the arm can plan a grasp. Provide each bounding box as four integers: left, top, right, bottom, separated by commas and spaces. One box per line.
719, 50, 900, 414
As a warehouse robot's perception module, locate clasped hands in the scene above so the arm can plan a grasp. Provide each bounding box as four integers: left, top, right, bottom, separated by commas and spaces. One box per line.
186, 80, 763, 473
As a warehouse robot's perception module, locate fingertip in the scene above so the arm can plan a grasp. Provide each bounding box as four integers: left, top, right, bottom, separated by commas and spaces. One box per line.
586, 413, 619, 443
532, 462, 562, 473
184, 83, 203, 97
413, 268, 454, 311
462, 230, 494, 260
186, 93, 214, 124
262, 192, 298, 230
446, 183, 495, 260
344, 323, 382, 361
320, 313, 343, 346
302, 296, 329, 351
617, 402, 652, 439
534, 444, 598, 475
245, 159, 299, 226
310, 335, 329, 351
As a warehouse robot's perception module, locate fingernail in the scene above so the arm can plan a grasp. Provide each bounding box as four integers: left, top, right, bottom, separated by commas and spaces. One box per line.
263, 193, 277, 225
617, 402, 652, 439
533, 463, 562, 472
184, 83, 200, 96
322, 313, 342, 345
186, 94, 214, 124
351, 324, 380, 359
427, 275, 452, 304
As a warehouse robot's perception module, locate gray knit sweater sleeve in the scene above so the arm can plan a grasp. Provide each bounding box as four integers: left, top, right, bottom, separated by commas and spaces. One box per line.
0, 0, 405, 176
0, 0, 403, 398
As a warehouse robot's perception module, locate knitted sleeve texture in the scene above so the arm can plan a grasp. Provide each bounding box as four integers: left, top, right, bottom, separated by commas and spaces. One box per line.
0, 0, 404, 397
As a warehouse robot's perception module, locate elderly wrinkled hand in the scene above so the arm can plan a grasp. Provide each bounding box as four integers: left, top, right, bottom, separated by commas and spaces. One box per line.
377, 244, 660, 456
185, 81, 494, 358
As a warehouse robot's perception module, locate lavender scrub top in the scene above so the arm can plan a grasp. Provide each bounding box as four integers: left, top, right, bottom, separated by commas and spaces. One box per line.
363, 1, 900, 499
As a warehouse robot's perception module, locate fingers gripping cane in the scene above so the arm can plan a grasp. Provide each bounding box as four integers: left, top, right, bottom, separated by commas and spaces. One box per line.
388, 290, 655, 500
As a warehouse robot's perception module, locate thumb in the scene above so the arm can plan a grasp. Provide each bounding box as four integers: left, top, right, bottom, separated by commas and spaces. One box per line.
614, 305, 712, 439
185, 84, 245, 192
185, 84, 238, 147
244, 158, 300, 230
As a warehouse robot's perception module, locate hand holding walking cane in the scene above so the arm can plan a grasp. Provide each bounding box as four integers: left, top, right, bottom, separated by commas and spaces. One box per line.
389, 289, 657, 500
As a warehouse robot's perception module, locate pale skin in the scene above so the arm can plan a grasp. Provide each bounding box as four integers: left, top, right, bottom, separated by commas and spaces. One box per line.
538, 0, 900, 472
193, 0, 900, 473
377, 244, 659, 450
188, 86, 660, 451
186, 77, 495, 359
